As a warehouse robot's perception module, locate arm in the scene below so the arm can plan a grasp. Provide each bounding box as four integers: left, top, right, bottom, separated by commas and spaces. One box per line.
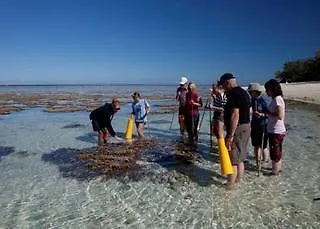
227, 108, 239, 138
191, 95, 202, 107
145, 100, 151, 114
269, 105, 284, 120
130, 102, 136, 119
205, 103, 224, 111
175, 88, 180, 101
225, 108, 239, 149
105, 118, 116, 137
266, 97, 284, 120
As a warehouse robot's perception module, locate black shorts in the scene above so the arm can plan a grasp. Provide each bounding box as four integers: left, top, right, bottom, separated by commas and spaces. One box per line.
251, 124, 268, 148
91, 119, 106, 133
178, 106, 186, 116
212, 111, 223, 122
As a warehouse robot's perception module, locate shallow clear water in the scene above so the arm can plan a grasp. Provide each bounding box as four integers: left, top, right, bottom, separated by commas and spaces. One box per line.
0, 86, 319, 228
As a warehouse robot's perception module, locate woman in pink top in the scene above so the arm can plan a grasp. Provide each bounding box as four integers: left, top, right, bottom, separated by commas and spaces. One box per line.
185, 83, 203, 143
264, 79, 286, 175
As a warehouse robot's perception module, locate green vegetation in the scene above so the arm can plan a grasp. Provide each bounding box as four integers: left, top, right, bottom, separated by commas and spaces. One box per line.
275, 50, 320, 82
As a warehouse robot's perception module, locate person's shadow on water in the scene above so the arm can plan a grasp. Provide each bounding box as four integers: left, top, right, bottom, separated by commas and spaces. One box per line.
0, 146, 15, 162
145, 140, 226, 187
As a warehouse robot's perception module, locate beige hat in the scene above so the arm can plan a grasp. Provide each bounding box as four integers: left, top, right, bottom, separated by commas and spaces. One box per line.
248, 83, 262, 92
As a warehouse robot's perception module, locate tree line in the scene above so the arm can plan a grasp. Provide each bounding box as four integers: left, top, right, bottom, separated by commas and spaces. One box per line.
275, 50, 320, 83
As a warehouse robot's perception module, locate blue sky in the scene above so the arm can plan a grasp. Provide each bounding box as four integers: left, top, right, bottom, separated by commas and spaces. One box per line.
0, 0, 319, 85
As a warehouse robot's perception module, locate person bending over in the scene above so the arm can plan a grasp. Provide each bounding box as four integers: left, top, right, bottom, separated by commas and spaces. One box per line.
89, 98, 121, 146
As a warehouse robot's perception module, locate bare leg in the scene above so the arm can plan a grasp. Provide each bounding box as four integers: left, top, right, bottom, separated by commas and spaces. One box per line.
136, 123, 145, 139
263, 148, 269, 162
218, 121, 225, 139
178, 115, 185, 136
254, 146, 260, 168
273, 159, 282, 174
98, 131, 104, 146
103, 132, 109, 143
227, 165, 238, 188
237, 162, 245, 182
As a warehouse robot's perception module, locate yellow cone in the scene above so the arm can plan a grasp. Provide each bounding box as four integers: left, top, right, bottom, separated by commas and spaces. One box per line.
217, 138, 234, 175
125, 118, 134, 140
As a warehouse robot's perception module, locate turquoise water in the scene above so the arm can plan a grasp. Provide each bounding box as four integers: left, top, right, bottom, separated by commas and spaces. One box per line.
0, 86, 319, 228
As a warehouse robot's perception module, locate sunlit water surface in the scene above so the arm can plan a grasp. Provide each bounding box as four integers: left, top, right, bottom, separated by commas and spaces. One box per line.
0, 85, 319, 228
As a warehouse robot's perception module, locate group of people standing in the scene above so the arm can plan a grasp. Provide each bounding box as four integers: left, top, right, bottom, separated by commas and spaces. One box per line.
88, 73, 286, 189
175, 77, 203, 143
176, 73, 286, 188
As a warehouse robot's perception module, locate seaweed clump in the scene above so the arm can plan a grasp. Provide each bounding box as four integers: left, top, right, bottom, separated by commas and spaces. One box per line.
78, 139, 157, 177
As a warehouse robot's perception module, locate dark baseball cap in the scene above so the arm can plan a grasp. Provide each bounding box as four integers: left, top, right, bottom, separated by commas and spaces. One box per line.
219, 73, 235, 85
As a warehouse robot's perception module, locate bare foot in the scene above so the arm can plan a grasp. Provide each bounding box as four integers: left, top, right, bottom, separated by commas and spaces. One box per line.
224, 182, 235, 190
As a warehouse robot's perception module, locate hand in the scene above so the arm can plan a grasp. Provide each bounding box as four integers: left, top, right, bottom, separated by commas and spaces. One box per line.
225, 135, 233, 151
254, 111, 263, 117
114, 136, 123, 141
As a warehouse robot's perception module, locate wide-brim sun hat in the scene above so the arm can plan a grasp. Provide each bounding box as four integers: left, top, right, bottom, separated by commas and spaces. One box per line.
248, 83, 262, 92
179, 77, 188, 85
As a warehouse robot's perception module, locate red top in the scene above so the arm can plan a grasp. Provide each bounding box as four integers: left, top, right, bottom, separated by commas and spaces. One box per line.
186, 91, 201, 116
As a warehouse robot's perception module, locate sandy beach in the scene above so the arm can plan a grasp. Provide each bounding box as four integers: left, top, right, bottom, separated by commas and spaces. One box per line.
281, 82, 320, 104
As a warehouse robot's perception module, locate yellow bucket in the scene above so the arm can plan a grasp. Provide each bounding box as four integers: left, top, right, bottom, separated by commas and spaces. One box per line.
124, 118, 134, 140
217, 138, 234, 175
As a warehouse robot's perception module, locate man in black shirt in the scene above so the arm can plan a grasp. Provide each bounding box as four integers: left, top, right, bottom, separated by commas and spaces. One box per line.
219, 73, 251, 188
89, 98, 121, 145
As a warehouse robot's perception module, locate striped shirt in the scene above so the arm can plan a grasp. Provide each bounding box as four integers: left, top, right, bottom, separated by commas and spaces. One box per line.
205, 92, 227, 110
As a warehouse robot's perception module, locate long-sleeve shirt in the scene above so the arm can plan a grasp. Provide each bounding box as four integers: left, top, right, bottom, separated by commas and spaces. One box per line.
89, 103, 116, 136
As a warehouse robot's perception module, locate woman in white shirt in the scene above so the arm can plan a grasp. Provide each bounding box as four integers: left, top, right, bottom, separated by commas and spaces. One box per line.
264, 79, 286, 175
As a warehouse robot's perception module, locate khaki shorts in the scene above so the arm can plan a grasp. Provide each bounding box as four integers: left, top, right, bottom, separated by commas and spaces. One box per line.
230, 123, 251, 165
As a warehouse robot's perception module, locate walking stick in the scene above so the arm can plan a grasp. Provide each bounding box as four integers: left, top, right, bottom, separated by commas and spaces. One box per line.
258, 124, 264, 176
197, 108, 206, 131
169, 106, 176, 130
209, 109, 213, 149
198, 97, 210, 131
254, 99, 263, 176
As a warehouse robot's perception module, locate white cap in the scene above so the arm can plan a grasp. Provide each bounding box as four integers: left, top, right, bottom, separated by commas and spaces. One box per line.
179, 77, 188, 85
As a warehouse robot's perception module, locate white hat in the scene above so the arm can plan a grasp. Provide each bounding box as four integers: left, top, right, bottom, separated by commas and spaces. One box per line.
179, 77, 188, 85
